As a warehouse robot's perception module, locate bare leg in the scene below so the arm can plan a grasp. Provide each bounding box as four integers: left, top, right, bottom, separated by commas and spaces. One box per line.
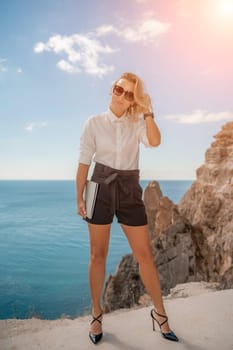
121, 223, 171, 333
88, 223, 111, 334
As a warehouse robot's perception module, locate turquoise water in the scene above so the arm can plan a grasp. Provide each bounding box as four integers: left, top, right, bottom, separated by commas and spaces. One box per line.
0, 180, 192, 320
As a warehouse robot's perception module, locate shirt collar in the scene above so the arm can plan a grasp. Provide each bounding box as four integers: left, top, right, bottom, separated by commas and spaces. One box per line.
107, 108, 128, 123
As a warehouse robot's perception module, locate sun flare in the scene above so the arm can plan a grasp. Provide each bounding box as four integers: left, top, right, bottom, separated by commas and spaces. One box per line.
221, 0, 233, 16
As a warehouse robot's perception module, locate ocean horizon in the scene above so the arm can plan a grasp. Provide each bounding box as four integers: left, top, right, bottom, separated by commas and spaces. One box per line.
0, 179, 192, 320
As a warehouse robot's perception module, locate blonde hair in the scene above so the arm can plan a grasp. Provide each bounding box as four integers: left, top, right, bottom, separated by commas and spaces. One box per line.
113, 72, 152, 121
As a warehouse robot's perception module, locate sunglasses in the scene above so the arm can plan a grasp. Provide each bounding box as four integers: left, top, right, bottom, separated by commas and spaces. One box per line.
113, 84, 134, 102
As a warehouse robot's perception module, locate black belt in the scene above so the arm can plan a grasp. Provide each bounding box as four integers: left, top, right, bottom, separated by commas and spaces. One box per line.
92, 163, 140, 213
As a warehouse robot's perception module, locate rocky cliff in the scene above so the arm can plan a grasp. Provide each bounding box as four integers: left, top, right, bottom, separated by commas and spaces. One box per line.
178, 121, 233, 288
103, 121, 233, 312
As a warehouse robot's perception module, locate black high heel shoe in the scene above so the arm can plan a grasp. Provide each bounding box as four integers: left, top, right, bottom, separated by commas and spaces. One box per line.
89, 313, 103, 345
150, 309, 179, 342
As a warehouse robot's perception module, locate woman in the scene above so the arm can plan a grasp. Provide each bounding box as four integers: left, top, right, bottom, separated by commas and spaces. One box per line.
76, 72, 179, 344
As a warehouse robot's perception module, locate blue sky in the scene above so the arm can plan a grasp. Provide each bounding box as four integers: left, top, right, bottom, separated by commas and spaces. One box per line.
1, 0, 232, 180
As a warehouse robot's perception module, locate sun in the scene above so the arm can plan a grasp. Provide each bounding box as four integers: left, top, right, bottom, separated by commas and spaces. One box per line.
221, 0, 233, 16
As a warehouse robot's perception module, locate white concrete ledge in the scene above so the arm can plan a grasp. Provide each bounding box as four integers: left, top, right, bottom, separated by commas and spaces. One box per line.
1, 282, 233, 350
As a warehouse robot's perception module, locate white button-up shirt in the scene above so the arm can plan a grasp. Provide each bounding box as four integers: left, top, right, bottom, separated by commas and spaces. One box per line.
79, 108, 152, 170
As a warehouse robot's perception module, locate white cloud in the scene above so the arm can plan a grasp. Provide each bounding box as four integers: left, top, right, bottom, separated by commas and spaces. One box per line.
121, 18, 170, 42
57, 59, 80, 73
34, 14, 170, 77
95, 15, 171, 43
25, 122, 48, 132
0, 59, 23, 74
34, 33, 115, 77
164, 110, 233, 124
0, 58, 8, 72
34, 42, 46, 53
95, 25, 117, 37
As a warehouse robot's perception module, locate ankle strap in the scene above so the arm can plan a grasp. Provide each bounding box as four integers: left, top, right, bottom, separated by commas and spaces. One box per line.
153, 309, 168, 327
91, 313, 102, 325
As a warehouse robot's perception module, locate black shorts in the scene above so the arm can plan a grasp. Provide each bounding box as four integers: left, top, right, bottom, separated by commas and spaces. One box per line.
85, 163, 148, 226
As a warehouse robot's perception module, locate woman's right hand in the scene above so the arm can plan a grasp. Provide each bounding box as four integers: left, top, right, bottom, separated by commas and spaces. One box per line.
77, 199, 87, 218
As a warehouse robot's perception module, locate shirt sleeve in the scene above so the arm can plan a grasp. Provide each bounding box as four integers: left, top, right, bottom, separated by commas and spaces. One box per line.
137, 116, 153, 148
78, 117, 96, 165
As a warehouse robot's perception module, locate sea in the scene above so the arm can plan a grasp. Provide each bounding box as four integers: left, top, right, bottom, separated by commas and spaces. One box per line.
0, 179, 192, 320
